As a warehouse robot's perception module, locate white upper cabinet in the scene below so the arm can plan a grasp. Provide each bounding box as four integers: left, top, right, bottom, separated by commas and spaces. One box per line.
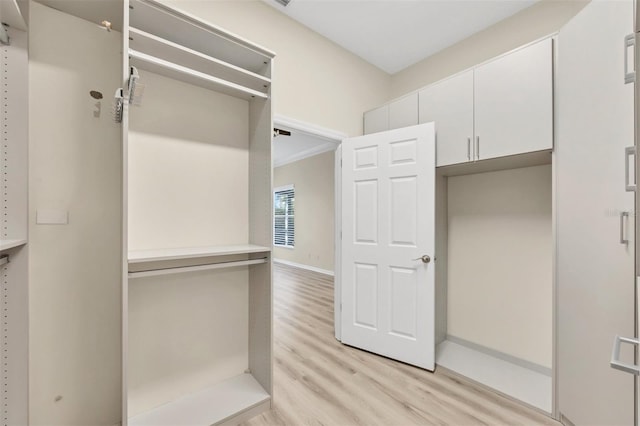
364, 105, 389, 134
473, 38, 553, 160
365, 38, 553, 164
419, 70, 474, 166
389, 93, 418, 130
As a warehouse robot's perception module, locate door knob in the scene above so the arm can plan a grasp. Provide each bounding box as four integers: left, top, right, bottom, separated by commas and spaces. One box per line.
413, 255, 431, 264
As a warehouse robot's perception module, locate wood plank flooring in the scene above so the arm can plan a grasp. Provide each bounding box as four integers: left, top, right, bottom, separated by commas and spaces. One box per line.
243, 263, 559, 426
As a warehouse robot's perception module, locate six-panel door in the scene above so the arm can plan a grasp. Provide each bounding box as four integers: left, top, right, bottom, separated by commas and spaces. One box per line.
341, 124, 436, 370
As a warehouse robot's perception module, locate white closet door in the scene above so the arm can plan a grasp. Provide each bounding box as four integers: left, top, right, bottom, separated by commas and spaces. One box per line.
364, 105, 389, 135
474, 39, 553, 160
419, 70, 474, 166
341, 124, 436, 370
557, 1, 635, 424
389, 93, 418, 130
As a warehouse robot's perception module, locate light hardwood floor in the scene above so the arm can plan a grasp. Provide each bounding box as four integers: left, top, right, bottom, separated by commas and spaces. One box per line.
243, 263, 559, 426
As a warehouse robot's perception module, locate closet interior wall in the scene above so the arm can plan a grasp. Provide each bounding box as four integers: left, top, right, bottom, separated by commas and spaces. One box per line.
444, 165, 553, 368
126, 71, 252, 415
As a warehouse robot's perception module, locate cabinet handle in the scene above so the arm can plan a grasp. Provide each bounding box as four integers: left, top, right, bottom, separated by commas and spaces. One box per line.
620, 211, 629, 244
625, 146, 636, 192
625, 34, 635, 84
467, 137, 471, 161
475, 136, 480, 161
611, 335, 640, 375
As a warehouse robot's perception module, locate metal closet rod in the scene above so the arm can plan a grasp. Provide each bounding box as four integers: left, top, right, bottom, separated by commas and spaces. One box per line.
128, 257, 268, 279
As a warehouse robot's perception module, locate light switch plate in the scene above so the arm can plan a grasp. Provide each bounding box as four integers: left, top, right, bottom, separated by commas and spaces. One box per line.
36, 209, 68, 225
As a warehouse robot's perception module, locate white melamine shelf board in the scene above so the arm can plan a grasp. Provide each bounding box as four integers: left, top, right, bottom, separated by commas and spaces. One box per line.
129, 50, 268, 101
1, 0, 27, 31
128, 244, 271, 264
128, 258, 268, 279
436, 340, 552, 413
129, 0, 274, 75
128, 373, 270, 426
129, 28, 270, 94
128, 49, 268, 99
0, 239, 27, 253
438, 149, 552, 177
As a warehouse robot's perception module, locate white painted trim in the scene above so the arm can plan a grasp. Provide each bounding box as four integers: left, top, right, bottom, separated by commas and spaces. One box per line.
446, 335, 552, 376
274, 141, 338, 168
334, 145, 342, 342
436, 340, 552, 414
274, 184, 294, 192
274, 114, 348, 142
273, 258, 334, 277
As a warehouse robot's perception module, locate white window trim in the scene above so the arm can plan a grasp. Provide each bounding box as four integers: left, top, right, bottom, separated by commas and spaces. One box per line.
274, 184, 295, 248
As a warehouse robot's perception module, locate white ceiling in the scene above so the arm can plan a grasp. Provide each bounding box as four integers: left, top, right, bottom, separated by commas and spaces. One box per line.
265, 0, 538, 74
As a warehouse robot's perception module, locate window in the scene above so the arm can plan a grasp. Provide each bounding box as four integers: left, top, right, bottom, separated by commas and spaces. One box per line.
274, 185, 295, 248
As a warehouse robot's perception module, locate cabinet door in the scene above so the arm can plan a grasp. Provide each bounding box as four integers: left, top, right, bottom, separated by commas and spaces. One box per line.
557, 1, 634, 424
474, 39, 553, 160
364, 105, 389, 135
389, 93, 418, 130
419, 71, 474, 166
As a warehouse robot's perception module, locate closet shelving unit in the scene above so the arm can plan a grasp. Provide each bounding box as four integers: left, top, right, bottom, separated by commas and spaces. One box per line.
0, 1, 29, 424
122, 0, 274, 424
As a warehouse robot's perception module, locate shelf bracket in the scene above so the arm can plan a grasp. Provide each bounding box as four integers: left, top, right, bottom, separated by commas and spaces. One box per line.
0, 255, 9, 267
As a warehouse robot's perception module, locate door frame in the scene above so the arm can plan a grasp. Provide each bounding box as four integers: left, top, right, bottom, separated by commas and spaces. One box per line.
272, 115, 347, 341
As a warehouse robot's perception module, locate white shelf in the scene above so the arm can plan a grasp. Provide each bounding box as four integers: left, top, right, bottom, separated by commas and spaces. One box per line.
129, 244, 271, 264
0, 0, 27, 31
129, 373, 270, 426
129, 27, 270, 94
129, 0, 274, 74
436, 340, 552, 413
0, 239, 27, 253
130, 50, 268, 101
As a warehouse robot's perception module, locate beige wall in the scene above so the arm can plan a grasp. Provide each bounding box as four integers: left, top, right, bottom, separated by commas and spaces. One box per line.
447, 165, 552, 368
128, 70, 249, 250
274, 151, 335, 272
164, 0, 390, 137
28, 2, 122, 424
390, 0, 588, 98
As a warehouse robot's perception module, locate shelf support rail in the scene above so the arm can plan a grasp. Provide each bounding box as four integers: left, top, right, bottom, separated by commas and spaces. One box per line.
129, 257, 268, 279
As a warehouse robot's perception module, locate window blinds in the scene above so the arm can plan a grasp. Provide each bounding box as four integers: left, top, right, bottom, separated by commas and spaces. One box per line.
274, 186, 295, 247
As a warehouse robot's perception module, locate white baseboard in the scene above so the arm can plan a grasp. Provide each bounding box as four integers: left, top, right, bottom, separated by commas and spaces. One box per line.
273, 258, 334, 277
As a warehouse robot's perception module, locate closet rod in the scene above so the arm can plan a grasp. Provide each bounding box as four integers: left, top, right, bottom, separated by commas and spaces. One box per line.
128, 257, 268, 279
129, 50, 269, 100
0, 255, 8, 267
